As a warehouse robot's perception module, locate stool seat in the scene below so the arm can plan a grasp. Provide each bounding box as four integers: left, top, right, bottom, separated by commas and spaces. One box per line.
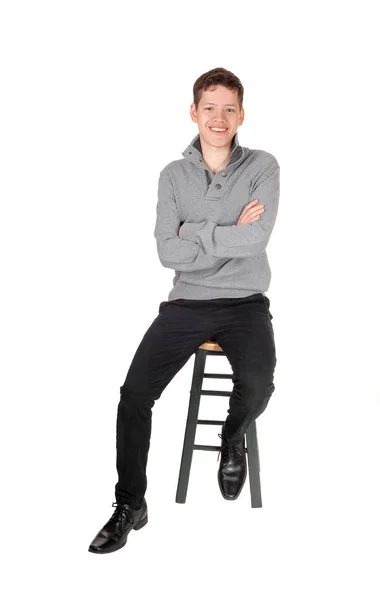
198, 340, 223, 352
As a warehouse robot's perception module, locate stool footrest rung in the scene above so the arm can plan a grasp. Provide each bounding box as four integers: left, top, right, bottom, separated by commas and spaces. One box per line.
197, 419, 224, 425
203, 373, 233, 379
193, 443, 248, 453
200, 390, 231, 397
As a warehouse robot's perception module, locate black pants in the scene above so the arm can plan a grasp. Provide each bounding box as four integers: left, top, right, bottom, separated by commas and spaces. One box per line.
115, 292, 277, 507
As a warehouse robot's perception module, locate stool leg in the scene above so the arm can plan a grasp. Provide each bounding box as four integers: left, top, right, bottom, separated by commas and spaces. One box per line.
245, 420, 263, 508
175, 349, 207, 503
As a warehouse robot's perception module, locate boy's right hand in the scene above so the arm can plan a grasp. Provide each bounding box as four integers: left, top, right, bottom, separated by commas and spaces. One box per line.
237, 199, 264, 225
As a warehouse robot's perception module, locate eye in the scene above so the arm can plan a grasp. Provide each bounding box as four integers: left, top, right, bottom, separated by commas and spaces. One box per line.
204, 107, 235, 112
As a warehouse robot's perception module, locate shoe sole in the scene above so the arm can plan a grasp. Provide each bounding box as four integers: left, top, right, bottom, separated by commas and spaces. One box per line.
88, 514, 148, 554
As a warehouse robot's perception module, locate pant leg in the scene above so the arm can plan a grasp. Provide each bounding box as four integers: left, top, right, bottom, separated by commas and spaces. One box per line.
115, 301, 215, 507
211, 294, 277, 445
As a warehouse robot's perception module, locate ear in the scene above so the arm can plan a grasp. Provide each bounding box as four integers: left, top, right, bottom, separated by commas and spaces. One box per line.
190, 103, 198, 124
239, 106, 245, 125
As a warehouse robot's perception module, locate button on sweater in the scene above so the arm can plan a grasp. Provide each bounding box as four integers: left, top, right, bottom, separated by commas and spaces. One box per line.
154, 132, 280, 301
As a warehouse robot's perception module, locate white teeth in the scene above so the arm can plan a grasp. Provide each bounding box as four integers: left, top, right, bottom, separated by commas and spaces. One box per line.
210, 127, 227, 132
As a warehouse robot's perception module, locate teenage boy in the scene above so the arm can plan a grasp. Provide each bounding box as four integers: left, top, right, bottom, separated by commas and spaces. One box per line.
89, 67, 280, 554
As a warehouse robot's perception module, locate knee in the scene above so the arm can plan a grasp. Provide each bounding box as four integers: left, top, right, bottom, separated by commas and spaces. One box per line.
237, 370, 275, 399
119, 384, 157, 410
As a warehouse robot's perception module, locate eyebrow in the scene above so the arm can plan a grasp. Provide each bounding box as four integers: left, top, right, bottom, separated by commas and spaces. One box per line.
203, 102, 237, 107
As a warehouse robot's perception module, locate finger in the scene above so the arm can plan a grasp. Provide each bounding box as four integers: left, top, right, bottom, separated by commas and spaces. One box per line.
242, 200, 258, 213
248, 206, 264, 214
241, 200, 258, 215
244, 216, 260, 225
242, 200, 261, 214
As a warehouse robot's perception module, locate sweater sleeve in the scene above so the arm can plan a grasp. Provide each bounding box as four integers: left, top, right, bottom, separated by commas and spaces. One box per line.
154, 168, 229, 272
179, 165, 280, 258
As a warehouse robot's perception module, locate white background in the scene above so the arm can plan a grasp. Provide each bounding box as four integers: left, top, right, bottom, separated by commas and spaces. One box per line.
1, 0, 379, 598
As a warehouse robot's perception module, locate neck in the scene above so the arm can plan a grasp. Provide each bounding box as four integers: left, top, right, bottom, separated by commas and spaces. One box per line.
199, 137, 233, 174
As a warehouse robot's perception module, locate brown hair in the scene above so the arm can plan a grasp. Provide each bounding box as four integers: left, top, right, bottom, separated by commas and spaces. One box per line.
193, 67, 244, 111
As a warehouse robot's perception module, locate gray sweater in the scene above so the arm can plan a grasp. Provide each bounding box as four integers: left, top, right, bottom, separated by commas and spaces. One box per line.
154, 132, 280, 301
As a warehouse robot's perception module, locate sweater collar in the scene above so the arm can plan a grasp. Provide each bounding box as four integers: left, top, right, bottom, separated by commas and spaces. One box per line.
182, 131, 244, 169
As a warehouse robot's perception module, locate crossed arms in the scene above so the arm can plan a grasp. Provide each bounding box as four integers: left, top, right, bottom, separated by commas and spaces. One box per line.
154, 164, 280, 272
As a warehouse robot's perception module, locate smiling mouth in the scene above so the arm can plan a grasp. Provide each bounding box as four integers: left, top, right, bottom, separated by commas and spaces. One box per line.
208, 126, 229, 135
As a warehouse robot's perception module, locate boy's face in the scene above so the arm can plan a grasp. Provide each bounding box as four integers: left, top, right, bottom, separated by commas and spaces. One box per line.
190, 84, 244, 150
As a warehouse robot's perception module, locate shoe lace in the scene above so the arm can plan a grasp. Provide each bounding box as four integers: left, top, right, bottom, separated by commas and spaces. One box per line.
110, 502, 135, 531
217, 433, 245, 465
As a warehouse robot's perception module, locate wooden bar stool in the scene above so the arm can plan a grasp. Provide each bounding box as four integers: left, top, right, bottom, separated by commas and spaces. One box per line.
175, 339, 262, 508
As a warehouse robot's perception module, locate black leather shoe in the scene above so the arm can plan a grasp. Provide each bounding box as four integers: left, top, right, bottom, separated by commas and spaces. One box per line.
217, 423, 247, 500
88, 498, 148, 554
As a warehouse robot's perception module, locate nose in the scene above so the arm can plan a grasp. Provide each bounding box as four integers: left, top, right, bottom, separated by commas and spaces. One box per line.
212, 111, 227, 124
213, 110, 224, 120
